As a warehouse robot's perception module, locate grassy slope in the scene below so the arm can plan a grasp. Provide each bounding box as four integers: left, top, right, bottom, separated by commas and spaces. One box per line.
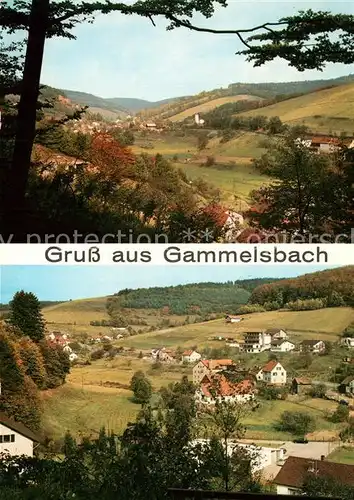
169, 95, 262, 122
328, 447, 354, 464
238, 83, 354, 135
116, 307, 354, 349
131, 131, 268, 208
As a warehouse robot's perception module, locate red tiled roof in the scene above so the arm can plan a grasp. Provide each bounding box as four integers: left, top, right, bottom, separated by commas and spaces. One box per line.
183, 350, 194, 356
261, 360, 280, 373
200, 374, 253, 398
311, 136, 341, 145
274, 456, 354, 488
209, 359, 234, 370
203, 204, 228, 228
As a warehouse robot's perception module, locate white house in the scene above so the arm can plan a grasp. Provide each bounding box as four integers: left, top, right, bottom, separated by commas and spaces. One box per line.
240, 331, 272, 353
300, 339, 326, 353
264, 329, 288, 340
341, 337, 354, 348
195, 375, 254, 405
182, 350, 201, 363
274, 456, 354, 495
256, 360, 287, 385
225, 315, 243, 323
190, 440, 286, 473
0, 412, 39, 457
270, 340, 295, 353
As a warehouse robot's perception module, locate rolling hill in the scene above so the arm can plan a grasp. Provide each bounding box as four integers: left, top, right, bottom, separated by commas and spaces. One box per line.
238, 82, 354, 135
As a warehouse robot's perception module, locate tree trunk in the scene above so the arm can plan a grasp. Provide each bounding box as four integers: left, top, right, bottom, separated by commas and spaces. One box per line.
2, 0, 49, 239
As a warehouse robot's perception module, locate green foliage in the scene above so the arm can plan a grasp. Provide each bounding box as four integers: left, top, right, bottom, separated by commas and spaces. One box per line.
237, 10, 354, 71
108, 282, 252, 316
331, 404, 349, 423
308, 384, 326, 398
276, 411, 316, 437
247, 132, 346, 236
342, 322, 354, 338
39, 341, 70, 389
236, 304, 266, 314
303, 473, 354, 499
130, 371, 152, 404
286, 298, 326, 311
7, 291, 45, 342
249, 266, 354, 308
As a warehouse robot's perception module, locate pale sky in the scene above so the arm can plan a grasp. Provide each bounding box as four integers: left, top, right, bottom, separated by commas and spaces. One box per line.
0, 264, 338, 303
39, 1, 354, 101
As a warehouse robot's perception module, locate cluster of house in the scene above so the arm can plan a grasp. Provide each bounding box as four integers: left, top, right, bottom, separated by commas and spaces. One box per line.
46, 332, 78, 362
295, 135, 354, 153
222, 324, 326, 355
191, 357, 288, 405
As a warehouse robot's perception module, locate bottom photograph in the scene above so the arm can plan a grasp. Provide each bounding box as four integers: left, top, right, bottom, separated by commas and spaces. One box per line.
1, 263, 354, 500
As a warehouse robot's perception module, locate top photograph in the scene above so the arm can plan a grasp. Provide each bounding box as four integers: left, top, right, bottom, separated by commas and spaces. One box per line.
0, 0, 353, 243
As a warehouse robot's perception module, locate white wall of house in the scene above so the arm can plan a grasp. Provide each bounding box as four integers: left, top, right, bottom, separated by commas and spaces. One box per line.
182, 351, 201, 363
195, 390, 254, 405
0, 424, 34, 457
276, 485, 301, 495
271, 341, 295, 353
193, 362, 210, 384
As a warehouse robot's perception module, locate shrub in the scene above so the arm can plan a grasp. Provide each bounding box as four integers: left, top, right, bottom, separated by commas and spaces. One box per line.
285, 298, 326, 311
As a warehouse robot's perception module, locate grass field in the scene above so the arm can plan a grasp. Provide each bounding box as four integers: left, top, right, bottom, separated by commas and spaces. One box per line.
169, 95, 262, 122
42, 297, 195, 337
41, 357, 192, 440
41, 358, 341, 442
328, 446, 354, 464
131, 130, 268, 207
239, 83, 354, 135
115, 307, 354, 350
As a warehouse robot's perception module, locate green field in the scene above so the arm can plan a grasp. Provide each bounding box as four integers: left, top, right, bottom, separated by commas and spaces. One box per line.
115, 307, 354, 350
328, 446, 354, 464
41, 357, 192, 440
41, 358, 341, 442
239, 83, 354, 135
42, 297, 195, 337
130, 131, 268, 207
169, 95, 262, 122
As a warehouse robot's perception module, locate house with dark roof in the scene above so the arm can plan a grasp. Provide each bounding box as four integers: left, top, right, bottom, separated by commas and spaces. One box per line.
300, 340, 325, 353
291, 377, 312, 395
264, 328, 288, 340
256, 360, 287, 385
340, 375, 354, 396
274, 456, 354, 496
0, 412, 40, 457
270, 339, 295, 353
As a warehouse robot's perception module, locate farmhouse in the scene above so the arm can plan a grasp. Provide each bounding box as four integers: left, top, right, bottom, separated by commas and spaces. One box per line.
341, 376, 354, 396
291, 377, 312, 395
225, 315, 242, 323
341, 337, 354, 348
192, 359, 235, 384
195, 374, 254, 405
274, 456, 354, 496
265, 328, 288, 340
270, 340, 295, 353
300, 339, 325, 353
181, 350, 201, 363
156, 348, 176, 363
0, 412, 39, 457
240, 331, 272, 353
256, 360, 287, 385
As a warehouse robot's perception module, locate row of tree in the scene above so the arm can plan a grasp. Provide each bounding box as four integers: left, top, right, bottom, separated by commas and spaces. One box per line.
0, 291, 71, 431
248, 266, 354, 308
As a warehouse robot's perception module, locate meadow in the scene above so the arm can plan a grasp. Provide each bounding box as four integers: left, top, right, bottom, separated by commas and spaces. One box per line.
131, 130, 268, 208
114, 307, 354, 350
239, 82, 354, 135
41, 356, 341, 442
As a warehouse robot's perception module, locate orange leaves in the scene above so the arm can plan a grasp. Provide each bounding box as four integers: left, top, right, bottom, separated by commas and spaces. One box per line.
89, 132, 136, 182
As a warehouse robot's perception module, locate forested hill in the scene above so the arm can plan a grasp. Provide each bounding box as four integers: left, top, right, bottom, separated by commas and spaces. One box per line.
108, 278, 283, 315
249, 266, 354, 308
